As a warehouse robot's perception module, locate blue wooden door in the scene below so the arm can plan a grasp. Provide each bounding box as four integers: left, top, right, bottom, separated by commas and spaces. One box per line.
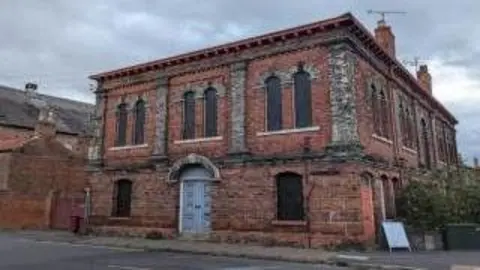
182, 180, 211, 233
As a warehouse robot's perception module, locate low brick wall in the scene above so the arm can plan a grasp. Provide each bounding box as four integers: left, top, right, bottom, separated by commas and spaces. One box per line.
0, 192, 49, 229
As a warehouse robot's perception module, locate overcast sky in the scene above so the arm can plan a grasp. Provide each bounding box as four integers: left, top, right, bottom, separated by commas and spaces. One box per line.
1, 1, 479, 163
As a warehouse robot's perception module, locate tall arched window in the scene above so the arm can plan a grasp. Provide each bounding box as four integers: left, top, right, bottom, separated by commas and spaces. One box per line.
115, 102, 128, 147
112, 179, 132, 217
405, 106, 413, 148
133, 99, 146, 145
399, 101, 406, 145
293, 66, 312, 128
266, 75, 282, 131
371, 85, 381, 135
183, 91, 196, 140
204, 87, 217, 137
379, 90, 389, 138
276, 172, 304, 221
421, 119, 431, 169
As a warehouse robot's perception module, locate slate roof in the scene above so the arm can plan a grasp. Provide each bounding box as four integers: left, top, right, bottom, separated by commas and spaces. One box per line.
0, 84, 94, 135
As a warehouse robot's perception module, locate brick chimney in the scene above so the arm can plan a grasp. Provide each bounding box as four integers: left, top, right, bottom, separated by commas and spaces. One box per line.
416, 65, 432, 94
374, 20, 396, 57
35, 107, 57, 138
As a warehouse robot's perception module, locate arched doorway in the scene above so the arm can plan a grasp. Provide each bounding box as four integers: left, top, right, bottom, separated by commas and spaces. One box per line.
178, 165, 214, 234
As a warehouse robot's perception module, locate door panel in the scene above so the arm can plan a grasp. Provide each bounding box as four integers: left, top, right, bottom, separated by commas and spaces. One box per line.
181, 180, 211, 234
181, 181, 196, 233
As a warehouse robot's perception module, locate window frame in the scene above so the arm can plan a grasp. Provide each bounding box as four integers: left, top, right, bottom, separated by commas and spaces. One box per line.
132, 98, 146, 145
112, 179, 132, 217
276, 172, 305, 221
265, 75, 283, 132
203, 87, 218, 138
182, 91, 196, 140
115, 102, 128, 147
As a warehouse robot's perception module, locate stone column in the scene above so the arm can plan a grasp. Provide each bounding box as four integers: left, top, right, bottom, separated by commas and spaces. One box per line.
228, 61, 249, 156
151, 74, 169, 162
87, 82, 105, 168
327, 44, 361, 153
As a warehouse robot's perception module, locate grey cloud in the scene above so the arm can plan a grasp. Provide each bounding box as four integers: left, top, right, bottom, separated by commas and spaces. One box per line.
0, 0, 479, 159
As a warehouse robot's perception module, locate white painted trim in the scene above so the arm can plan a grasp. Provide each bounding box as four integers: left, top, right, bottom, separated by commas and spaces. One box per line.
178, 180, 184, 234
109, 144, 149, 151
402, 146, 417, 155
371, 133, 393, 145
174, 136, 223, 144
257, 126, 320, 136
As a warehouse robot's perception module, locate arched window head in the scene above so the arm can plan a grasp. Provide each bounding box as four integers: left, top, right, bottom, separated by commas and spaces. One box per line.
204, 87, 217, 137
293, 66, 312, 128
183, 91, 196, 140
115, 102, 128, 147
112, 179, 132, 217
133, 98, 146, 145
265, 75, 282, 131
276, 172, 304, 221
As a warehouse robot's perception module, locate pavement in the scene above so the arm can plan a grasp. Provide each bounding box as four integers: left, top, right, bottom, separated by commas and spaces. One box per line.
3, 230, 480, 270
0, 233, 345, 270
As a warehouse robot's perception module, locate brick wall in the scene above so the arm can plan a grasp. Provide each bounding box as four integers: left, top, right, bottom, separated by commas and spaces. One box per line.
8, 139, 88, 196
90, 162, 370, 248
0, 192, 48, 229
0, 153, 11, 190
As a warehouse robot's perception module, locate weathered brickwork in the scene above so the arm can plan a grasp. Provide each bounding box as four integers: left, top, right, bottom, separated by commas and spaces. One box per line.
88, 13, 458, 248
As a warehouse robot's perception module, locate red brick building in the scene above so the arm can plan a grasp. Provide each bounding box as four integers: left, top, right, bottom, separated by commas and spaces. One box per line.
0, 106, 89, 230
87, 13, 458, 247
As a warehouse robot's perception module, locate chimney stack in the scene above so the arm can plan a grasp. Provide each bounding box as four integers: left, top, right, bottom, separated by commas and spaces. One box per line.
35, 106, 57, 138
416, 65, 432, 94
374, 20, 396, 57
25, 82, 38, 102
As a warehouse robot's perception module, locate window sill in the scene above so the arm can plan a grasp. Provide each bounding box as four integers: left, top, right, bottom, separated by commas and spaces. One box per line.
108, 217, 131, 220
174, 136, 223, 144
109, 144, 149, 151
257, 126, 320, 136
402, 146, 417, 155
371, 134, 393, 145
271, 220, 307, 226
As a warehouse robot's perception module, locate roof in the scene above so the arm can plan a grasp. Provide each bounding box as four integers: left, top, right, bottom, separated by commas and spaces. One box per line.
0, 85, 94, 135
89, 12, 457, 124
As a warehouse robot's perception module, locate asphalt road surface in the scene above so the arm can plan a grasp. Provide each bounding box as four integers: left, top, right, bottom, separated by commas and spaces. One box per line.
0, 234, 344, 270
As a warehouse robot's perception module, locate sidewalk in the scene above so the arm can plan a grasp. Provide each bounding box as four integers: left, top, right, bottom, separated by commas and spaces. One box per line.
5, 230, 425, 270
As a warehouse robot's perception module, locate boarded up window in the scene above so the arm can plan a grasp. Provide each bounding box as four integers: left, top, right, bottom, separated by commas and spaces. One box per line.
276, 173, 304, 221
266, 76, 282, 131
183, 91, 196, 140
115, 102, 128, 147
204, 87, 217, 137
112, 179, 132, 217
293, 68, 312, 128
133, 99, 146, 145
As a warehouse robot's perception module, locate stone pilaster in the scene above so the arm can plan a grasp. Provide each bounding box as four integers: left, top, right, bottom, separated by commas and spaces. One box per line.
87, 82, 105, 168
326, 44, 361, 154
228, 61, 249, 156
151, 74, 169, 162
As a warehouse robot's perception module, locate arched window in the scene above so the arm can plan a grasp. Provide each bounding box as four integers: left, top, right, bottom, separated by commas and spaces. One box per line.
276, 172, 304, 221
399, 101, 406, 145
371, 85, 381, 135
204, 87, 217, 137
293, 66, 312, 128
115, 102, 128, 147
266, 75, 282, 131
183, 91, 196, 140
133, 99, 146, 145
405, 106, 413, 148
112, 179, 132, 217
421, 119, 431, 169
379, 90, 389, 138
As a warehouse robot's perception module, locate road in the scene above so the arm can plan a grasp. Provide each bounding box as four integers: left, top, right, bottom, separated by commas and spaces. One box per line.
0, 234, 343, 270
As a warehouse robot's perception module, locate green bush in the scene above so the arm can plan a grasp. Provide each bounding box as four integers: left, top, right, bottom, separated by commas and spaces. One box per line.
396, 168, 480, 231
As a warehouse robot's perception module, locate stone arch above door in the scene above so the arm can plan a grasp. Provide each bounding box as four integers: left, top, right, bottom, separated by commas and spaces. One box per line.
167, 153, 220, 183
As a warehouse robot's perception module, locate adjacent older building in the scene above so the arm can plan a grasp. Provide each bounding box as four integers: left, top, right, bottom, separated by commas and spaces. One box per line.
0, 83, 94, 154
87, 13, 459, 247
0, 83, 94, 229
